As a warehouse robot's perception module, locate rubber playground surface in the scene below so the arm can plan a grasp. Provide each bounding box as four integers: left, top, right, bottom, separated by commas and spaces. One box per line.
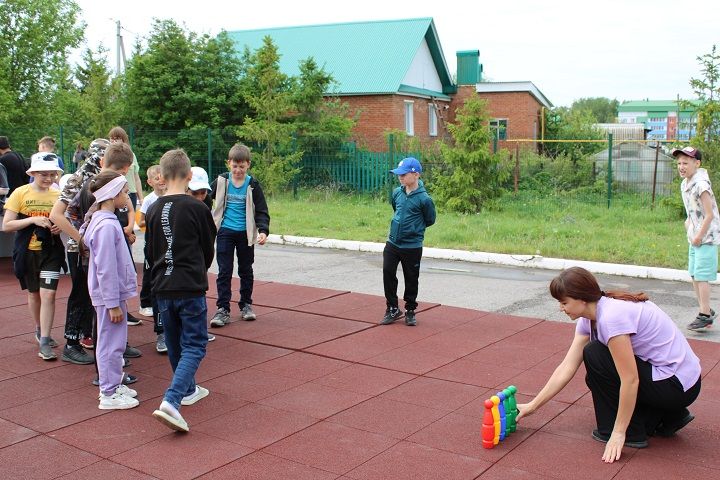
1, 258, 719, 479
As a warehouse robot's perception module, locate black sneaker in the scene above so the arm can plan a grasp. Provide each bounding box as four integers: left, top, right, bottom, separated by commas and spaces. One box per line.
405, 310, 417, 326
380, 307, 403, 325
591, 429, 648, 448
655, 413, 695, 437
123, 344, 142, 358
93, 373, 137, 386
688, 309, 715, 331
61, 345, 95, 365
126, 313, 143, 326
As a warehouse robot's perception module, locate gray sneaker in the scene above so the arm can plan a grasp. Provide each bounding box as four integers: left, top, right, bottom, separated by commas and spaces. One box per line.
210, 308, 230, 327
38, 343, 57, 361
156, 333, 167, 353
241, 305, 256, 321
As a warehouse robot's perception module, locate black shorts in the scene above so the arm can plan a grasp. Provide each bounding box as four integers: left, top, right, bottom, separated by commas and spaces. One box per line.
24, 249, 63, 292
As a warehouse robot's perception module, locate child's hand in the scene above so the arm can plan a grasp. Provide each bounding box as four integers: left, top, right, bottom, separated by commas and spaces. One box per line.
33, 216, 52, 228
257, 233, 267, 245
109, 307, 123, 323
692, 236, 702, 247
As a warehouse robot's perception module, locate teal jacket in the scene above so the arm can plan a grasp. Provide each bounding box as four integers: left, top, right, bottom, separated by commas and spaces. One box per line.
387, 180, 436, 248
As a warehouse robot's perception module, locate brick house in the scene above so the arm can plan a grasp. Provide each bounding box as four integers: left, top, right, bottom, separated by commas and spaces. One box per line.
227, 18, 551, 152
226, 18, 455, 151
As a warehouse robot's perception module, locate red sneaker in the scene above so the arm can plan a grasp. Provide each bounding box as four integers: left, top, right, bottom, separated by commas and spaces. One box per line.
80, 337, 94, 350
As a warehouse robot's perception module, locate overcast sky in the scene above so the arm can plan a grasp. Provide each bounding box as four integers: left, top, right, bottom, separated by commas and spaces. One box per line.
75, 0, 718, 107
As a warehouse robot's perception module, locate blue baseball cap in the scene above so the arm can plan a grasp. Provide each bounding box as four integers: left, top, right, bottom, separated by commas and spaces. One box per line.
390, 157, 422, 175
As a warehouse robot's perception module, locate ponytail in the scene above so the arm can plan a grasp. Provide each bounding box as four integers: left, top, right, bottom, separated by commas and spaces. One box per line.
551, 267, 649, 303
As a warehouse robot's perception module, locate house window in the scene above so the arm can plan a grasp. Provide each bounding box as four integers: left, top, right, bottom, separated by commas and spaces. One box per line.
404, 101, 414, 136
490, 119, 508, 140
428, 104, 438, 137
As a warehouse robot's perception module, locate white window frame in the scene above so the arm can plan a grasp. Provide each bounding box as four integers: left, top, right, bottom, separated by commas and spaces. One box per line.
404, 101, 415, 136
428, 104, 438, 137
490, 118, 508, 140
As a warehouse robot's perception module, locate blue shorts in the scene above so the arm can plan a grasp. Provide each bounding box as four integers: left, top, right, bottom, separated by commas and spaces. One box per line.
688, 244, 718, 282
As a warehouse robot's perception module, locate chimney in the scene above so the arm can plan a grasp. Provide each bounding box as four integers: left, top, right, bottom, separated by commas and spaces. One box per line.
457, 50, 482, 85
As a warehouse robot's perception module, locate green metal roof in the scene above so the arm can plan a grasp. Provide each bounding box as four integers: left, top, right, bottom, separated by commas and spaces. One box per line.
226, 18, 455, 96
618, 100, 700, 112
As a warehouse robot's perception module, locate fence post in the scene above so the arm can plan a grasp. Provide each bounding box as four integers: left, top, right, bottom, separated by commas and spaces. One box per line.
607, 133, 613, 208
207, 128, 212, 180
514, 142, 520, 194
651, 141, 660, 209
59, 125, 65, 169
387, 134, 395, 202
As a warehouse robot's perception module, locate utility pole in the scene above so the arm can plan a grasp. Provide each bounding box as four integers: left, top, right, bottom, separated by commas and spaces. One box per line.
115, 20, 127, 76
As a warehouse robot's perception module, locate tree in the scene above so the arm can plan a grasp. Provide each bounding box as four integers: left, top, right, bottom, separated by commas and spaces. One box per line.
543, 107, 605, 160
569, 97, 619, 123
123, 20, 248, 130
432, 97, 509, 213
71, 47, 123, 138
237, 36, 302, 194
0, 0, 84, 128
689, 45, 720, 143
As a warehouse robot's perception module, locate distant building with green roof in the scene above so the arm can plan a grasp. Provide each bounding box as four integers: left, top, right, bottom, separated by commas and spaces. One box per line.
618, 100, 700, 141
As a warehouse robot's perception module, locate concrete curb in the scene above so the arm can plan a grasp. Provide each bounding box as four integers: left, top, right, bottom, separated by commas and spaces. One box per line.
267, 234, 697, 283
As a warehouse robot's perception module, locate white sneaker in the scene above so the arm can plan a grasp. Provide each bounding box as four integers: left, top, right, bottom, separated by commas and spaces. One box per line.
138, 307, 154, 317
99, 392, 140, 410
152, 400, 189, 432
181, 385, 209, 406
98, 384, 138, 400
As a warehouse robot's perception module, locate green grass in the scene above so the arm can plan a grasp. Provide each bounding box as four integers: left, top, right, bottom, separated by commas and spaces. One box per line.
267, 190, 688, 269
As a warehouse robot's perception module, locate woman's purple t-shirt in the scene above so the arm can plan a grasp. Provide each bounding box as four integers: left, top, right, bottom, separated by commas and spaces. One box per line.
576, 296, 701, 391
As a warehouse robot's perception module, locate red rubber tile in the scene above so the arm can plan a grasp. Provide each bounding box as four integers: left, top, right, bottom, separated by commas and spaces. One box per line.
0, 386, 109, 433
202, 367, 305, 402
539, 404, 597, 441
258, 382, 371, 419
314, 363, 416, 396
25, 362, 94, 390
642, 426, 720, 470
306, 326, 424, 362
0, 336, 37, 359
328, 396, 448, 439
0, 435, 101, 480
0, 376, 61, 411
0, 349, 69, 376
408, 412, 533, 463
199, 451, 338, 480
293, 292, 387, 319
464, 341, 562, 371
345, 440, 491, 480
494, 431, 631, 479
410, 330, 499, 358
49, 410, 172, 458
54, 459, 157, 479
203, 339, 292, 368
110, 431, 252, 479
194, 403, 317, 449
381, 376, 487, 412
0, 417, 38, 449
615, 450, 720, 480
426, 358, 525, 390
252, 352, 350, 382
0, 368, 18, 381
476, 465, 556, 479
252, 316, 370, 349
363, 344, 456, 375
264, 421, 397, 475
252, 282, 347, 309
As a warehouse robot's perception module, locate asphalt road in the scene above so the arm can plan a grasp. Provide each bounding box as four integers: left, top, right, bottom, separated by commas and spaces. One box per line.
132, 237, 720, 343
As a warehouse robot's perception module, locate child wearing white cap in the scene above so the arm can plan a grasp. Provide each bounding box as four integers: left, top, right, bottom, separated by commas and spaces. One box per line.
2, 152, 65, 360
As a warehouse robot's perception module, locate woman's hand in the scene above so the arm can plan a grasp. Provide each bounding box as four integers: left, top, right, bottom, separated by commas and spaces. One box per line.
109, 307, 123, 323
602, 431, 625, 463
515, 402, 535, 422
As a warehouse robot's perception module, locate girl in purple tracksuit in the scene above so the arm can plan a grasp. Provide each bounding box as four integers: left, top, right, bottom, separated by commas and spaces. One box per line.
82, 171, 139, 410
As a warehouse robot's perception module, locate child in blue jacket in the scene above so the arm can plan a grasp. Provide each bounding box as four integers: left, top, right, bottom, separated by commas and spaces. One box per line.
380, 157, 436, 327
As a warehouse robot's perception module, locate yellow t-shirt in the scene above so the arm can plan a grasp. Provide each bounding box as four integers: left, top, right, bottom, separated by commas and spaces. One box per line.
5, 184, 60, 250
